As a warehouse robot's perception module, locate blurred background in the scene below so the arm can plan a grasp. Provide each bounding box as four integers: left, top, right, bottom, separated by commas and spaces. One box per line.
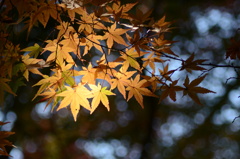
1, 0, 240, 158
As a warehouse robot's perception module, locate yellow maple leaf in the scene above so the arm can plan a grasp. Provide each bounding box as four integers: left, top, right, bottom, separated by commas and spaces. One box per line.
56, 83, 92, 121
32, 73, 61, 100
78, 63, 97, 84
43, 40, 75, 65
88, 83, 116, 114
21, 43, 43, 58
126, 75, 158, 108
59, 33, 81, 56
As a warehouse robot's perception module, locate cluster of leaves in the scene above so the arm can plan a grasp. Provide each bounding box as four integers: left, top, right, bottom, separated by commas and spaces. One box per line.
0, 122, 15, 156
0, 0, 215, 122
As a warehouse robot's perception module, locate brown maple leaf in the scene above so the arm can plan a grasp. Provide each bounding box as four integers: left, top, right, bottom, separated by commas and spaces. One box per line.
183, 75, 215, 105
0, 122, 15, 156
226, 38, 240, 59
180, 54, 207, 73
159, 80, 183, 102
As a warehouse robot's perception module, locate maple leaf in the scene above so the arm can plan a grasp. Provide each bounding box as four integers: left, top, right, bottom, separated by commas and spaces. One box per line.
226, 38, 240, 59
180, 54, 207, 73
183, 75, 215, 105
152, 15, 173, 33
102, 22, 129, 50
126, 75, 158, 108
22, 55, 44, 81
56, 83, 93, 121
78, 63, 97, 84
151, 36, 177, 56
78, 11, 95, 34
105, 1, 138, 20
38, 88, 58, 110
159, 80, 183, 102
80, 34, 103, 56
129, 8, 152, 26
94, 58, 120, 83
116, 48, 147, 71
159, 64, 175, 81
0, 43, 21, 78
78, 59, 120, 85
89, 83, 116, 114
77, 11, 106, 34
0, 122, 15, 157
27, 0, 60, 35
43, 40, 75, 65
21, 43, 43, 58
0, 78, 17, 105
141, 75, 163, 92
32, 63, 76, 101
59, 32, 81, 57
56, 22, 75, 41
111, 67, 136, 99
32, 75, 60, 101
142, 52, 164, 73
127, 30, 149, 54
63, 5, 85, 21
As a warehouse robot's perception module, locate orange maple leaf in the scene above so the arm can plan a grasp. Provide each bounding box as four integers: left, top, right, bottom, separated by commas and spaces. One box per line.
111, 67, 136, 99
78, 11, 106, 34
126, 75, 158, 108
80, 34, 103, 56
56, 22, 75, 41
142, 52, 164, 73
102, 22, 129, 50
105, 1, 138, 20
151, 36, 177, 56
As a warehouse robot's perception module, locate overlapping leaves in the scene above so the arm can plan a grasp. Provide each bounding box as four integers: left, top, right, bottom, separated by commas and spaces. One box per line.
0, 0, 216, 121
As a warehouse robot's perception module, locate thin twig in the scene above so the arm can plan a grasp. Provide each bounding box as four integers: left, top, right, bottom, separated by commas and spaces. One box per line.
232, 115, 240, 123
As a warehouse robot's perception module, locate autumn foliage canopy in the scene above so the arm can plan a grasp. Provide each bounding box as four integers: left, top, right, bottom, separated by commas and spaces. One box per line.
2, 0, 236, 156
